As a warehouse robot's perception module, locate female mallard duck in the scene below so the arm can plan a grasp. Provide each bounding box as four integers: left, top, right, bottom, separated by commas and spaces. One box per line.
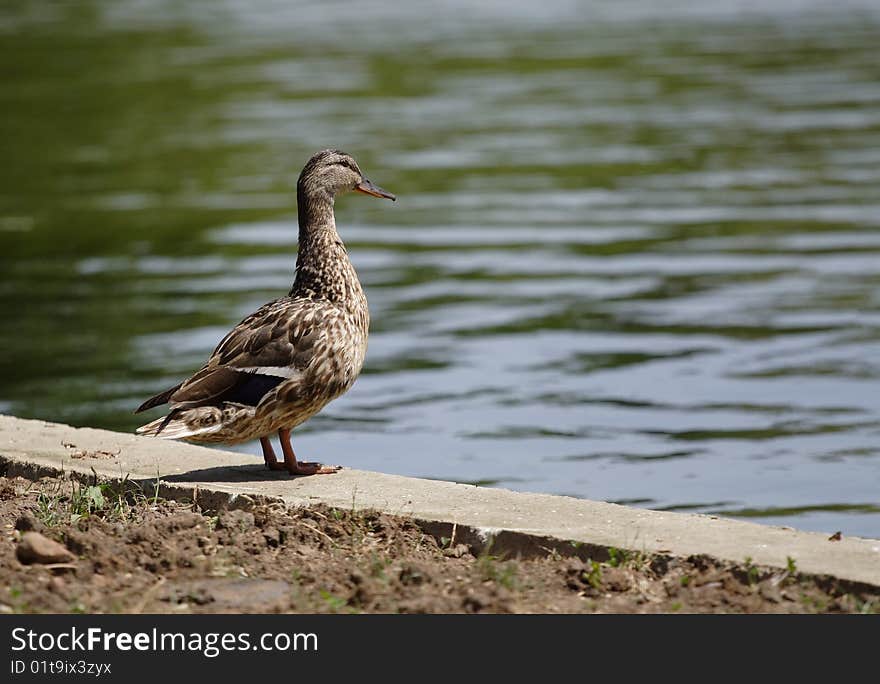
135, 149, 395, 475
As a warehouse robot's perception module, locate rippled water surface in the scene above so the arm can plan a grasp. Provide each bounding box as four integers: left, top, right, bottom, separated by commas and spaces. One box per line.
2, 1, 880, 537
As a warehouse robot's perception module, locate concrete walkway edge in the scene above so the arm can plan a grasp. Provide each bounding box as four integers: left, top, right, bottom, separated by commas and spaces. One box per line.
1, 414, 878, 588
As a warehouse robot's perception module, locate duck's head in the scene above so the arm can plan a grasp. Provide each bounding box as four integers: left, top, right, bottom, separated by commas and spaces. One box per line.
297, 149, 396, 203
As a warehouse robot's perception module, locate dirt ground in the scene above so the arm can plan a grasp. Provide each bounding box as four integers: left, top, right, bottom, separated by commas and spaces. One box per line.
0, 474, 876, 614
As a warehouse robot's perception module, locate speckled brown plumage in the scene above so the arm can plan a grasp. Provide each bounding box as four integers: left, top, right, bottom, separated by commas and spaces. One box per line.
135, 149, 395, 475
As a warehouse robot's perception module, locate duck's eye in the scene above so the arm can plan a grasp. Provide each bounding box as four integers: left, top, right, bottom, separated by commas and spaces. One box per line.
337, 160, 357, 173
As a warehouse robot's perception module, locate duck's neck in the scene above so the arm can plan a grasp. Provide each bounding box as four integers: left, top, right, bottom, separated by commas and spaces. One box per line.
291, 191, 365, 308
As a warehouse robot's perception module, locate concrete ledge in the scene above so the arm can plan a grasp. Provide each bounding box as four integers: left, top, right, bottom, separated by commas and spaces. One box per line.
1, 414, 878, 588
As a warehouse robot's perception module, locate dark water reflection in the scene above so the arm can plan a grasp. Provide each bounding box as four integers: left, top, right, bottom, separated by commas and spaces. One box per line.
2, 1, 880, 537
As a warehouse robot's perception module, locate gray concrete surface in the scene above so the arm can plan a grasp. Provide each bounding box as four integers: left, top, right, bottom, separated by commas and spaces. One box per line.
1, 414, 878, 587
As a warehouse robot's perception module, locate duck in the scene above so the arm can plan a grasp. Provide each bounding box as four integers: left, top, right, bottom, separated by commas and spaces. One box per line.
135, 149, 396, 475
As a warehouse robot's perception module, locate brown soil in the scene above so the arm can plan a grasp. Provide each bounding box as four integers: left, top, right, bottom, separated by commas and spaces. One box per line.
0, 474, 876, 614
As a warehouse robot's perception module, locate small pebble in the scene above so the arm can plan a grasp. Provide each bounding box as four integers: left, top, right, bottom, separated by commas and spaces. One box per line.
16, 532, 76, 565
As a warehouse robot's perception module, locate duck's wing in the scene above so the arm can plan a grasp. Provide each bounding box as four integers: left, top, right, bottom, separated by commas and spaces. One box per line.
135, 297, 323, 413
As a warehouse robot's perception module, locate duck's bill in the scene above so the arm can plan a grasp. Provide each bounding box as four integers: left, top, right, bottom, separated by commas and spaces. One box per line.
355, 178, 396, 201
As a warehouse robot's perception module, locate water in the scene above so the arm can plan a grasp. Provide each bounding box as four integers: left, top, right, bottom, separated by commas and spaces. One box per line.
2, 0, 880, 538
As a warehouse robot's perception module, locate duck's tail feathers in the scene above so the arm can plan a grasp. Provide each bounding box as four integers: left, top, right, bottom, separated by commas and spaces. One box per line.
135, 383, 183, 414
135, 409, 223, 441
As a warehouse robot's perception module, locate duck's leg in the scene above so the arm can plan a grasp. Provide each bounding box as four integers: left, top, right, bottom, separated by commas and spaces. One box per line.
278, 428, 341, 475
260, 436, 286, 471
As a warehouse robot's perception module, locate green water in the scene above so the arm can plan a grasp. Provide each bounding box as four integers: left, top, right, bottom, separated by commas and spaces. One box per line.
2, 1, 880, 537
